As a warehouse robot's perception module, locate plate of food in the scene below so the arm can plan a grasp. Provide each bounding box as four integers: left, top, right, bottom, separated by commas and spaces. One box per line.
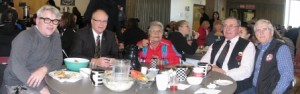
214, 79, 233, 86
49, 70, 82, 82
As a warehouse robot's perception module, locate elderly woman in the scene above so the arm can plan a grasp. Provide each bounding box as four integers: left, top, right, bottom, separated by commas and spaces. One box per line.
137, 21, 181, 65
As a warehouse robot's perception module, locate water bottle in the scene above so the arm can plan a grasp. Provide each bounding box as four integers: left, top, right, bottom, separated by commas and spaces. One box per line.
124, 45, 141, 71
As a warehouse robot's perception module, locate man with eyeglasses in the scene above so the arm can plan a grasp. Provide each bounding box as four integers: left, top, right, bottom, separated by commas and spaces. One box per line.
70, 9, 118, 69
249, 19, 293, 94
200, 17, 256, 93
1, 5, 62, 94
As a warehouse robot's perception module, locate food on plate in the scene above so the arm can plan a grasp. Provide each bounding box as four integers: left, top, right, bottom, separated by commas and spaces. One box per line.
53, 71, 74, 79
130, 70, 148, 82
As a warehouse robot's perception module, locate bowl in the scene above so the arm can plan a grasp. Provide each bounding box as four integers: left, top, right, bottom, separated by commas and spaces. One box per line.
187, 76, 203, 85
103, 76, 135, 92
137, 80, 154, 88
64, 58, 90, 72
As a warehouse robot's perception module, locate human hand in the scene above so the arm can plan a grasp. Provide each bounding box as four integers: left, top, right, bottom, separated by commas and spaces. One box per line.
142, 39, 149, 47
96, 57, 113, 68
193, 32, 200, 39
27, 66, 48, 88
40, 86, 50, 94
212, 65, 225, 74
119, 43, 124, 50
187, 40, 193, 45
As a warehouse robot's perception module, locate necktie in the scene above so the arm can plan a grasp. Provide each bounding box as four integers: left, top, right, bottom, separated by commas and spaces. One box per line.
94, 35, 101, 58
216, 40, 231, 68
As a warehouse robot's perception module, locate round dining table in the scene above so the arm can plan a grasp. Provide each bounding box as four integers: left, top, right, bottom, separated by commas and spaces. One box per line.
46, 71, 236, 94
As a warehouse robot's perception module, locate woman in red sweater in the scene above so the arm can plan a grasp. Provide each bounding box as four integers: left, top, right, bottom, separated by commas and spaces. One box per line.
137, 21, 181, 65
197, 20, 210, 47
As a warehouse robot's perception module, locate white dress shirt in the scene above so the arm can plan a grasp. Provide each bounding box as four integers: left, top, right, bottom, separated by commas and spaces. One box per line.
200, 36, 256, 81
92, 29, 103, 44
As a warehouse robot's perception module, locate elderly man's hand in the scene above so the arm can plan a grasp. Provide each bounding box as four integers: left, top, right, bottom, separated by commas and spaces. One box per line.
27, 66, 48, 88
212, 65, 225, 74
91, 57, 113, 68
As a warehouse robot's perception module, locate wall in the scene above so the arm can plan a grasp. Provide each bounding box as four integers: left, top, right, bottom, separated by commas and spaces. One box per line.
53, 0, 89, 15
170, 0, 206, 30
14, 0, 48, 19
226, 0, 285, 25
126, 0, 171, 31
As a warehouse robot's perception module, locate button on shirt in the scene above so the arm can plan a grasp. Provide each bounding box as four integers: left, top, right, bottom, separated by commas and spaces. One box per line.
200, 36, 256, 81
253, 40, 294, 94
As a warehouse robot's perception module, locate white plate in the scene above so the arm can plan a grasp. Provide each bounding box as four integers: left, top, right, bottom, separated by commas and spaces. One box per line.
214, 80, 233, 86
49, 71, 82, 82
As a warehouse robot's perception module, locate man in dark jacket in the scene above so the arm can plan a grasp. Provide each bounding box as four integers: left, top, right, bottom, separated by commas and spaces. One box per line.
251, 19, 294, 94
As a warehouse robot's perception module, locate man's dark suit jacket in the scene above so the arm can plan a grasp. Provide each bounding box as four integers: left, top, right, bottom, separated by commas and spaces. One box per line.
69, 26, 119, 60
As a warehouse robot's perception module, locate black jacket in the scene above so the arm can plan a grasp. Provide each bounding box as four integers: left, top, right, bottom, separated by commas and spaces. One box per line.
69, 26, 119, 60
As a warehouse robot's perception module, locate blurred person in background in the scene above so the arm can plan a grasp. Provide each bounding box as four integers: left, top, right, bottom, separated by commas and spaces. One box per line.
58, 12, 77, 58
123, 18, 147, 47
205, 21, 224, 46
239, 25, 253, 40
168, 20, 199, 61
197, 20, 210, 47
164, 21, 176, 38
72, 6, 84, 29
209, 11, 220, 31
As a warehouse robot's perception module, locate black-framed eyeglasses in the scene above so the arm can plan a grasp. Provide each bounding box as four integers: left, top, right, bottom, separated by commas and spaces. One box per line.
39, 17, 60, 25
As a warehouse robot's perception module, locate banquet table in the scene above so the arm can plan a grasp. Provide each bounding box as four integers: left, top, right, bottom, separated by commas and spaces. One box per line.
46, 71, 237, 94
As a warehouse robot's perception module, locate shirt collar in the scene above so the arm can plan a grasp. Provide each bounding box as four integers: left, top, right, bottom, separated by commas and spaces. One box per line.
225, 36, 239, 45
92, 29, 103, 38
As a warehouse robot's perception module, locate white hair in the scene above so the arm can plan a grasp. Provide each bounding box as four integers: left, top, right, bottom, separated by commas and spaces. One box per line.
148, 21, 164, 32
36, 5, 62, 19
254, 19, 274, 33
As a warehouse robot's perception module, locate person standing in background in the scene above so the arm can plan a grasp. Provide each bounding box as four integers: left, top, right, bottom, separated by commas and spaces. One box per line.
209, 11, 220, 31
72, 7, 84, 29
199, 7, 209, 26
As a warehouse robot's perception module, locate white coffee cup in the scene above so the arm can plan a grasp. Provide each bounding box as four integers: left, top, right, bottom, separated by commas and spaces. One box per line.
193, 67, 204, 77
156, 74, 169, 90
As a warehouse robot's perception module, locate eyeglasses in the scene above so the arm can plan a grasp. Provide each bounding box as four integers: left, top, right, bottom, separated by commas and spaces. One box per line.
92, 19, 108, 23
223, 25, 239, 28
149, 30, 162, 33
39, 17, 60, 25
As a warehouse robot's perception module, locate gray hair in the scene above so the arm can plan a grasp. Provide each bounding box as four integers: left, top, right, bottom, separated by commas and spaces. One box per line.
224, 17, 241, 26
148, 21, 164, 32
254, 19, 274, 33
36, 5, 62, 19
